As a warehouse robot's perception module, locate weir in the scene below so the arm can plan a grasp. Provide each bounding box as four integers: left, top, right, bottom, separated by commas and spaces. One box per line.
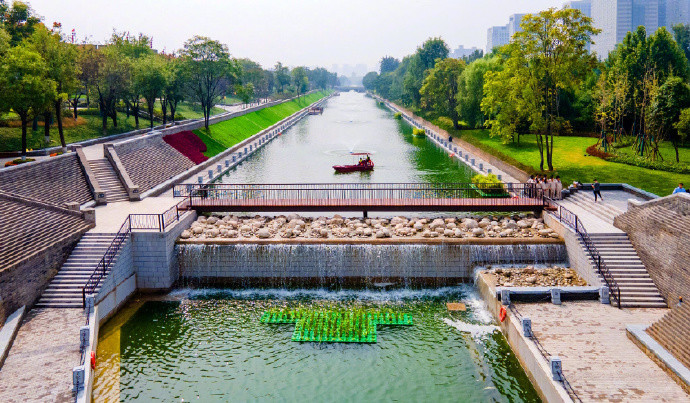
177, 242, 568, 287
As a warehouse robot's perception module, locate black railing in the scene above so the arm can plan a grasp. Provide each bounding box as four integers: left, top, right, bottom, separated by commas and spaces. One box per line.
80, 204, 186, 307
173, 182, 547, 206
509, 304, 582, 402
549, 202, 621, 308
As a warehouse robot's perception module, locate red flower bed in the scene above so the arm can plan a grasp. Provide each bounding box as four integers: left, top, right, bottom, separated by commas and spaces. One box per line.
163, 131, 209, 164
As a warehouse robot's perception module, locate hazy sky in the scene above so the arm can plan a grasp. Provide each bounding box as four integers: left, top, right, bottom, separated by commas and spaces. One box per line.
28, 0, 564, 72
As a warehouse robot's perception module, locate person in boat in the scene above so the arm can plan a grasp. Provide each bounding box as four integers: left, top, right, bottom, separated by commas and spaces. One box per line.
359, 158, 364, 166
365, 155, 371, 165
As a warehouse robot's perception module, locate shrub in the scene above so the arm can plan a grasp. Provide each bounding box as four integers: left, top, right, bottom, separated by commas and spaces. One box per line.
471, 173, 507, 196
4, 158, 35, 167
163, 131, 209, 164
587, 142, 690, 174
393, 112, 402, 119
412, 128, 426, 136
434, 116, 455, 131
586, 144, 613, 159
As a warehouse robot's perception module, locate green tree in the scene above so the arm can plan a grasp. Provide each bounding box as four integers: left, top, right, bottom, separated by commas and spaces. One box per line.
457, 56, 501, 128
180, 36, 238, 130
161, 58, 185, 125
672, 23, 690, 63
274, 61, 291, 93
291, 66, 309, 97
69, 45, 101, 118
95, 47, 130, 134
482, 7, 599, 171
673, 108, 690, 159
137, 55, 167, 130
420, 58, 465, 128
0, 44, 56, 159
362, 71, 378, 90
650, 76, 690, 162
30, 25, 80, 150
0, 1, 40, 46
379, 56, 400, 74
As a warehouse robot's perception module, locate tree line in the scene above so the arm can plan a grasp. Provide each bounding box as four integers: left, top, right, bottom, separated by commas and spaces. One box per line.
0, 1, 338, 159
363, 6, 690, 172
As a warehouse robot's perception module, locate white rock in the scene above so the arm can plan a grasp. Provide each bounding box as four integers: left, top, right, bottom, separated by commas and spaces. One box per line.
257, 228, 271, 238
240, 225, 252, 233
192, 227, 203, 235
180, 230, 192, 239
375, 230, 385, 238
444, 229, 454, 237
414, 222, 424, 231
472, 228, 484, 237
422, 230, 432, 238
464, 219, 479, 229
363, 228, 373, 236
320, 228, 329, 237
454, 229, 464, 238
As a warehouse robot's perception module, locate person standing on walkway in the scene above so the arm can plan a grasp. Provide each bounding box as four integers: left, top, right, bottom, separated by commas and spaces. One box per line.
672, 183, 685, 194
555, 176, 563, 200
592, 179, 603, 202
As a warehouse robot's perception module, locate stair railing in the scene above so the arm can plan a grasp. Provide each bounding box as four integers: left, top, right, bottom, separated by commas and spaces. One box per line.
548, 200, 621, 308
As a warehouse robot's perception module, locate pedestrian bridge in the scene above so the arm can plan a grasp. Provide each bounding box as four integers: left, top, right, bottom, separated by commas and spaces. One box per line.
173, 183, 549, 214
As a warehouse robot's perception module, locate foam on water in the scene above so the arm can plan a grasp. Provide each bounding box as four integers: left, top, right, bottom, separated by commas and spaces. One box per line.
443, 318, 499, 337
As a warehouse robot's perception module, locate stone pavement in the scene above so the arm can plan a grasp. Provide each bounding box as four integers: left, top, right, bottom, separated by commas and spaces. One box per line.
0, 308, 84, 402
516, 301, 690, 402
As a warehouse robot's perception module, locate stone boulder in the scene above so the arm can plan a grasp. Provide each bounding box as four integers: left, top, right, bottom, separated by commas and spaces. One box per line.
257, 228, 271, 239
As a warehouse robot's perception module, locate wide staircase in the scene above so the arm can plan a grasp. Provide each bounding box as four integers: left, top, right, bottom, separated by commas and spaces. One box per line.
561, 191, 623, 225
585, 233, 666, 308
647, 302, 690, 369
35, 233, 116, 308
89, 159, 129, 203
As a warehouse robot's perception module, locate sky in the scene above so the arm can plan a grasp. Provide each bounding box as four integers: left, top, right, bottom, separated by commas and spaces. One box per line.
27, 0, 565, 73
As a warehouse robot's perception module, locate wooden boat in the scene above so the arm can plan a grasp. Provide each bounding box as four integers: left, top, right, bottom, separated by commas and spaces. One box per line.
333, 153, 374, 173
308, 106, 324, 115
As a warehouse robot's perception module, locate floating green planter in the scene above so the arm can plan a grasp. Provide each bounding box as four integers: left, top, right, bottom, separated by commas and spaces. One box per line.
261, 308, 412, 343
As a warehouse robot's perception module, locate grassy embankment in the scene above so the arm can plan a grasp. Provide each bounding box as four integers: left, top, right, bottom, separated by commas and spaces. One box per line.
457, 129, 690, 197
194, 91, 330, 158
0, 101, 225, 153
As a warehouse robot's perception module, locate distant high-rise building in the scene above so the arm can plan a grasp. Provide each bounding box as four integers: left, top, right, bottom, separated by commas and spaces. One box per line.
666, 0, 690, 28
486, 25, 509, 53
508, 14, 528, 37
450, 45, 481, 59
591, 0, 670, 59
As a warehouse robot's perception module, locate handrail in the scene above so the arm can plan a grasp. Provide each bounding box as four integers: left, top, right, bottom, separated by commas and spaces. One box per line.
548, 200, 621, 308
80, 203, 185, 307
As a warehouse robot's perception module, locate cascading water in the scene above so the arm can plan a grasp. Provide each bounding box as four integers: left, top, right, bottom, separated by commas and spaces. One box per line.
177, 243, 568, 288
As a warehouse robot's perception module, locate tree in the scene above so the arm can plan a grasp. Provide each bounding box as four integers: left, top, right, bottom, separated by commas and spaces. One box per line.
417, 37, 449, 70
673, 108, 690, 159
162, 58, 185, 125
274, 61, 291, 93
30, 25, 80, 150
0, 45, 56, 159
379, 56, 400, 74
180, 36, 237, 130
482, 8, 599, 171
291, 66, 309, 97
71, 45, 101, 118
402, 38, 449, 107
650, 76, 690, 162
0, 1, 40, 46
461, 49, 484, 64
95, 47, 129, 134
362, 71, 378, 90
420, 58, 465, 128
137, 55, 167, 130
672, 24, 690, 64
457, 56, 501, 128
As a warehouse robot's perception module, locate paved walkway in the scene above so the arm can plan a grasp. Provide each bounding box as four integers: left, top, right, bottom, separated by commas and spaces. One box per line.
559, 189, 647, 234
0, 309, 84, 403
516, 301, 689, 402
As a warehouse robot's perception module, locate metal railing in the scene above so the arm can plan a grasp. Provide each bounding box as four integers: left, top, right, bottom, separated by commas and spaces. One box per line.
509, 304, 582, 402
549, 202, 621, 308
80, 203, 186, 307
173, 182, 548, 208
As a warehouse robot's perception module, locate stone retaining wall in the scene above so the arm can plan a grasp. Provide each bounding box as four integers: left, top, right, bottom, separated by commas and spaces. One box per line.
614, 193, 690, 304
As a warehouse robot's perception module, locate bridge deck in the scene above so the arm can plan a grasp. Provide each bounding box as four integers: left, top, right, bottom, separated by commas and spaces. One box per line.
178, 197, 546, 213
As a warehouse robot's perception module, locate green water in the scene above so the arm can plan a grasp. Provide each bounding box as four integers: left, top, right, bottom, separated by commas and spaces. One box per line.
95, 288, 540, 402
217, 91, 475, 184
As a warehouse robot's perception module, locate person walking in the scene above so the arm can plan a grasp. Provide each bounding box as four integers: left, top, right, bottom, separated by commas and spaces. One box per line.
673, 183, 685, 194
592, 179, 603, 202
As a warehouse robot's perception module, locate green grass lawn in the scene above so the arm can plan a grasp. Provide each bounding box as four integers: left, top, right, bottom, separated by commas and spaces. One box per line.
194, 91, 329, 157
160, 102, 226, 120
460, 129, 690, 197
0, 112, 154, 153
612, 140, 690, 165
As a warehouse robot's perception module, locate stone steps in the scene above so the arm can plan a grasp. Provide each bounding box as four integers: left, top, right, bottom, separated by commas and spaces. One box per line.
568, 192, 623, 225
582, 233, 666, 308
89, 159, 129, 203
647, 303, 690, 367
35, 233, 117, 309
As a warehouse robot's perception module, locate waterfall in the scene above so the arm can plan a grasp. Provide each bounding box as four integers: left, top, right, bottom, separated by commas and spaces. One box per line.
177, 243, 568, 288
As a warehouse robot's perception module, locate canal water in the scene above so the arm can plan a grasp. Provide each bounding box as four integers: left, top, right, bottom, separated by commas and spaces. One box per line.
94, 288, 540, 402
217, 91, 476, 184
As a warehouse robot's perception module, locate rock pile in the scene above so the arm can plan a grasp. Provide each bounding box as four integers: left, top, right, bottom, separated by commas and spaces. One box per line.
487, 266, 587, 287
180, 214, 559, 241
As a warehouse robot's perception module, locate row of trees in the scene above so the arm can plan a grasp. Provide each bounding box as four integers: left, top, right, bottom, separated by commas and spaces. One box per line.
364, 6, 690, 171
0, 1, 337, 158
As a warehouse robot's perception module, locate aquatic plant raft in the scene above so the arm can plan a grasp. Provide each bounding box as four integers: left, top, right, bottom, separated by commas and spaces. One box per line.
260, 308, 412, 343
